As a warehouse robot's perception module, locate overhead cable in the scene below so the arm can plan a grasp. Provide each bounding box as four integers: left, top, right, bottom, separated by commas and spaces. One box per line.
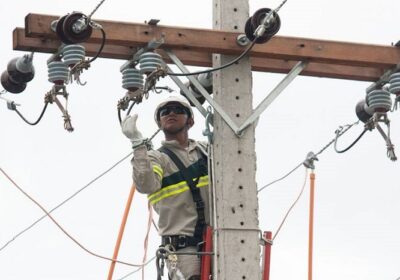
272, 168, 309, 242
334, 128, 368, 153
166, 40, 257, 77
257, 162, 303, 193
116, 257, 157, 280
0, 151, 132, 253
166, 0, 289, 77
258, 120, 361, 193
13, 102, 49, 126
87, 0, 107, 21
0, 167, 146, 267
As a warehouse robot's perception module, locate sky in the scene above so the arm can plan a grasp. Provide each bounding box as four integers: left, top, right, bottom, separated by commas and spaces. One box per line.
0, 0, 399, 280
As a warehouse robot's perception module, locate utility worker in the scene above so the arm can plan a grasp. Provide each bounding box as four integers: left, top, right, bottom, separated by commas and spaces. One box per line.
122, 95, 210, 280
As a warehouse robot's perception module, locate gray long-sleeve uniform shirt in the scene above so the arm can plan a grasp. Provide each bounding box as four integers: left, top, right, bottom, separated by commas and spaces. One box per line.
132, 139, 210, 237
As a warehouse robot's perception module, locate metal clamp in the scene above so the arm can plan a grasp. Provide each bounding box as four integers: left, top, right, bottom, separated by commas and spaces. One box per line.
45, 84, 74, 132
120, 36, 165, 73
372, 113, 397, 161
303, 151, 318, 170
203, 106, 214, 144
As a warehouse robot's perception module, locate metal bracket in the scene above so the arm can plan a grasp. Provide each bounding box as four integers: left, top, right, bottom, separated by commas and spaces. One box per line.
162, 63, 209, 118
203, 106, 214, 143
236, 61, 308, 135
303, 151, 318, 170
120, 36, 165, 72
366, 63, 400, 93
165, 49, 307, 136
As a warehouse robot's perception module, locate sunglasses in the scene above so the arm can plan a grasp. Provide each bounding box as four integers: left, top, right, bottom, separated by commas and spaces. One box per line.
159, 106, 188, 117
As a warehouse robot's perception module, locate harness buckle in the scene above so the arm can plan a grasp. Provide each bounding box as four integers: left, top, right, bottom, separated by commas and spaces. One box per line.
178, 235, 186, 248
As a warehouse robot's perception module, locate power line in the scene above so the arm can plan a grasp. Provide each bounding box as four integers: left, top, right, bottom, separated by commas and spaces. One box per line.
258, 162, 303, 193
272, 168, 308, 242
0, 151, 132, 253
116, 256, 156, 280
258, 120, 361, 193
0, 167, 146, 267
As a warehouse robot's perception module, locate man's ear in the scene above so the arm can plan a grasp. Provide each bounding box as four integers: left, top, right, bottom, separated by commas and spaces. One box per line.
186, 117, 194, 129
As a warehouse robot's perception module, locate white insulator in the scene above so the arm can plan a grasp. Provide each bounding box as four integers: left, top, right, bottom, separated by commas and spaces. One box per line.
139, 52, 162, 74
62, 44, 86, 66
367, 89, 392, 112
389, 72, 400, 95
47, 61, 69, 83
122, 68, 144, 90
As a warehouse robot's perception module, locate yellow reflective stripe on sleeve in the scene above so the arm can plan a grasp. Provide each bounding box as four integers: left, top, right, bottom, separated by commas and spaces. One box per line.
152, 165, 163, 180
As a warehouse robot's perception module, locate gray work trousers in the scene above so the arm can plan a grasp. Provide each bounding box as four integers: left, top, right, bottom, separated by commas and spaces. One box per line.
166, 247, 201, 280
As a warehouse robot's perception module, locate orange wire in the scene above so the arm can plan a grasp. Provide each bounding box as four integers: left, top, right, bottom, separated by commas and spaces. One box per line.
107, 184, 137, 280
141, 201, 153, 280
0, 167, 142, 267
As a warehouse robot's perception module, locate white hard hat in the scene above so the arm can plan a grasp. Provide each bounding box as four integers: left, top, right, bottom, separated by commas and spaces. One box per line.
154, 95, 194, 125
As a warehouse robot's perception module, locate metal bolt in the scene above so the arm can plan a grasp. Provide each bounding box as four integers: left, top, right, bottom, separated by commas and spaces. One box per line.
236, 34, 250, 46
50, 20, 58, 32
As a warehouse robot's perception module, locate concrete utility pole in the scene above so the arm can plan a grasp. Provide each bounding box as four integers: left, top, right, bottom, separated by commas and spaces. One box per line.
212, 1, 261, 279
10, 4, 400, 280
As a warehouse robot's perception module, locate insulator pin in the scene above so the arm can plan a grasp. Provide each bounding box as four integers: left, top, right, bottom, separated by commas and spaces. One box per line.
367, 89, 392, 112
62, 44, 86, 67
139, 52, 163, 74
122, 68, 144, 91
48, 61, 69, 84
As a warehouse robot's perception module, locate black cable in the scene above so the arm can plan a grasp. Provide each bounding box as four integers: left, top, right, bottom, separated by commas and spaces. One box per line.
118, 108, 122, 124
117, 100, 136, 125
88, 27, 106, 63
14, 102, 49, 126
126, 100, 136, 116
334, 128, 368, 154
166, 39, 257, 77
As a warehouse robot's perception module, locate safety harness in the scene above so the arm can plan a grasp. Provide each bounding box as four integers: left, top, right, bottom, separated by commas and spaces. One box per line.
158, 146, 207, 249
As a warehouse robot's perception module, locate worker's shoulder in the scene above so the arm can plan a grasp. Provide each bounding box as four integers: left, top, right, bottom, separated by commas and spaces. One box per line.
147, 148, 164, 159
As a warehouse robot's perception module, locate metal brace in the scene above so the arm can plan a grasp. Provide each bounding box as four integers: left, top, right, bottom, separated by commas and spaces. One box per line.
259, 230, 273, 246
203, 106, 214, 144
165, 49, 307, 136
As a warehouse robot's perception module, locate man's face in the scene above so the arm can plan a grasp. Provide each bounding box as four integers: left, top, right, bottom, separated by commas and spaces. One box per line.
158, 103, 191, 134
